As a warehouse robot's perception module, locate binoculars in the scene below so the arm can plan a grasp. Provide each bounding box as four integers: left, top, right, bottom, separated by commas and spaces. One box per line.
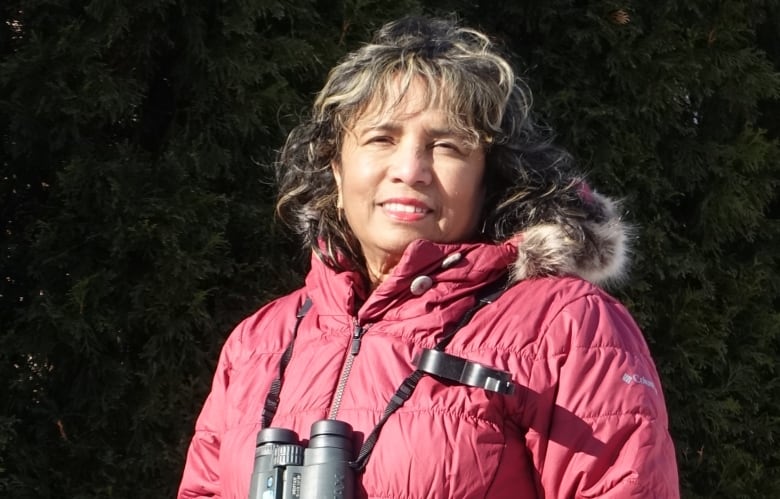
248, 419, 355, 499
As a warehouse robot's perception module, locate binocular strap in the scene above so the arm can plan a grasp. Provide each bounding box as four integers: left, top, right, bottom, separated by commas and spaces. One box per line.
350, 277, 509, 472
261, 275, 509, 472
261, 296, 313, 429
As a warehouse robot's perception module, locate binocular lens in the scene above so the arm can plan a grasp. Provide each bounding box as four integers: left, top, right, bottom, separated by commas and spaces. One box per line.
248, 420, 355, 499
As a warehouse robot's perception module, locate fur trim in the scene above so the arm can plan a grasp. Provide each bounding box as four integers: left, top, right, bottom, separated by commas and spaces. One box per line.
511, 190, 630, 286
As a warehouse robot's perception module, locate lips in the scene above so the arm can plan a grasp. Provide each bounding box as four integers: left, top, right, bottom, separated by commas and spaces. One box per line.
380, 198, 432, 221
382, 202, 429, 214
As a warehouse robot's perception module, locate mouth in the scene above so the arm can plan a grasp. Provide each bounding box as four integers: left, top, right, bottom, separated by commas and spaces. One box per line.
379, 199, 432, 221
381, 202, 430, 214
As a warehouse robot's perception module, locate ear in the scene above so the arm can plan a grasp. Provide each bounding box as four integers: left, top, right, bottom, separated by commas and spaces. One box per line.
331, 160, 343, 209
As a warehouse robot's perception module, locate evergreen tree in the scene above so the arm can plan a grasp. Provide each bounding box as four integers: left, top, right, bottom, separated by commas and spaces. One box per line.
0, 0, 420, 496
2, 0, 779, 496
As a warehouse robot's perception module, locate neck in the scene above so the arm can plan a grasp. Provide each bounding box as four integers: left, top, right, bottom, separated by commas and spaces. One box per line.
365, 255, 401, 289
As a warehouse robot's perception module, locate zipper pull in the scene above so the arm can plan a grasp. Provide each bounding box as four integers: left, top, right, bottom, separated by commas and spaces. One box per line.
350, 323, 364, 355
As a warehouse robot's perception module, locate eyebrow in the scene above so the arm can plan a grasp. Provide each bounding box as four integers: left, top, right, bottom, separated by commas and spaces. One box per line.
356, 122, 402, 135
356, 121, 464, 139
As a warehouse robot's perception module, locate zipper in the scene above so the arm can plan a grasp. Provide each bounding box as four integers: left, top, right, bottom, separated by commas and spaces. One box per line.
328, 320, 368, 419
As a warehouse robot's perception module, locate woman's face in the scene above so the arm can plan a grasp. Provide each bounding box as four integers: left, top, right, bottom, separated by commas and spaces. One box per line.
332, 78, 486, 281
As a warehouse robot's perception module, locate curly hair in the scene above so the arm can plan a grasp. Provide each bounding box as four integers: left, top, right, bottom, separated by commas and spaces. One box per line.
276, 16, 596, 275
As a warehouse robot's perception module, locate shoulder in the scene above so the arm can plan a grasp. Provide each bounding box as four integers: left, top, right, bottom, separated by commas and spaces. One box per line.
221, 288, 309, 366
501, 276, 669, 417
503, 274, 622, 310
495, 276, 648, 357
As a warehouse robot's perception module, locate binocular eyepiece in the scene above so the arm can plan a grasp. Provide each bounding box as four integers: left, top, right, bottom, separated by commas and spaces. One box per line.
248, 419, 355, 499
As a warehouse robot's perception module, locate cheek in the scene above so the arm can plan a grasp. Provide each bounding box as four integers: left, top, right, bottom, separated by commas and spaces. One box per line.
451, 169, 486, 231
339, 174, 379, 219
342, 163, 383, 198
341, 173, 369, 200
451, 170, 485, 205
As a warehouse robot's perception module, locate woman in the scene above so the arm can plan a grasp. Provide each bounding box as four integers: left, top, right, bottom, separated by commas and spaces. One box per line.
179, 16, 679, 498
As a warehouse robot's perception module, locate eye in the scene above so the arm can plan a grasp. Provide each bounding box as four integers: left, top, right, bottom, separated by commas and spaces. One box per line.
365, 135, 393, 145
365, 134, 392, 143
433, 141, 464, 154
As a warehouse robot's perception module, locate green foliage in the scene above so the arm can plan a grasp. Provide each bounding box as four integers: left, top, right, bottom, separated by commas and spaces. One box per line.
2, 0, 778, 497
1, 0, 421, 496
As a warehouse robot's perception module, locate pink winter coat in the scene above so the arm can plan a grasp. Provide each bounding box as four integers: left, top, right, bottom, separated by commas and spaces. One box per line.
178, 233, 679, 498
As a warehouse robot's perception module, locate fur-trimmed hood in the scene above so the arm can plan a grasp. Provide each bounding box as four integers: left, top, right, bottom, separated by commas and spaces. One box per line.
307, 183, 631, 316
511, 187, 630, 287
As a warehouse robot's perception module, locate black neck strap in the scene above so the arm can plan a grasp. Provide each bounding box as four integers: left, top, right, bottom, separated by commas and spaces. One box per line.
260, 276, 509, 471
349, 276, 508, 472
260, 296, 312, 429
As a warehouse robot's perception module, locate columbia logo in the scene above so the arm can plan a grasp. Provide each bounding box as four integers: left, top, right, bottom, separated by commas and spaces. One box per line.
622, 373, 658, 394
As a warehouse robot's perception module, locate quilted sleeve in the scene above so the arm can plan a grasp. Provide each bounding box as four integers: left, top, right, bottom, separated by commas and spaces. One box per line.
177, 339, 234, 498
522, 291, 680, 498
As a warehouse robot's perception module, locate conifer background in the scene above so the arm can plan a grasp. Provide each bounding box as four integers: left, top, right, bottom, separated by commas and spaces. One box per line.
1, 1, 778, 497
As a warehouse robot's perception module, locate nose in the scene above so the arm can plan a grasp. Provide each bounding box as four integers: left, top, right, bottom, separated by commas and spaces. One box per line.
388, 141, 432, 186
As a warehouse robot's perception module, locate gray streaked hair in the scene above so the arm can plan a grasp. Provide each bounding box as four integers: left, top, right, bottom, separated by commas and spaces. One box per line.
276, 16, 590, 277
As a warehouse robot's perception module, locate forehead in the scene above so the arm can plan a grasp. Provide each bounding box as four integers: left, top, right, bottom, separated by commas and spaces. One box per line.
350, 75, 459, 128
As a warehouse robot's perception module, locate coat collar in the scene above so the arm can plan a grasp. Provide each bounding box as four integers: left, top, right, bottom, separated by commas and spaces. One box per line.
305, 186, 629, 321
305, 239, 516, 322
